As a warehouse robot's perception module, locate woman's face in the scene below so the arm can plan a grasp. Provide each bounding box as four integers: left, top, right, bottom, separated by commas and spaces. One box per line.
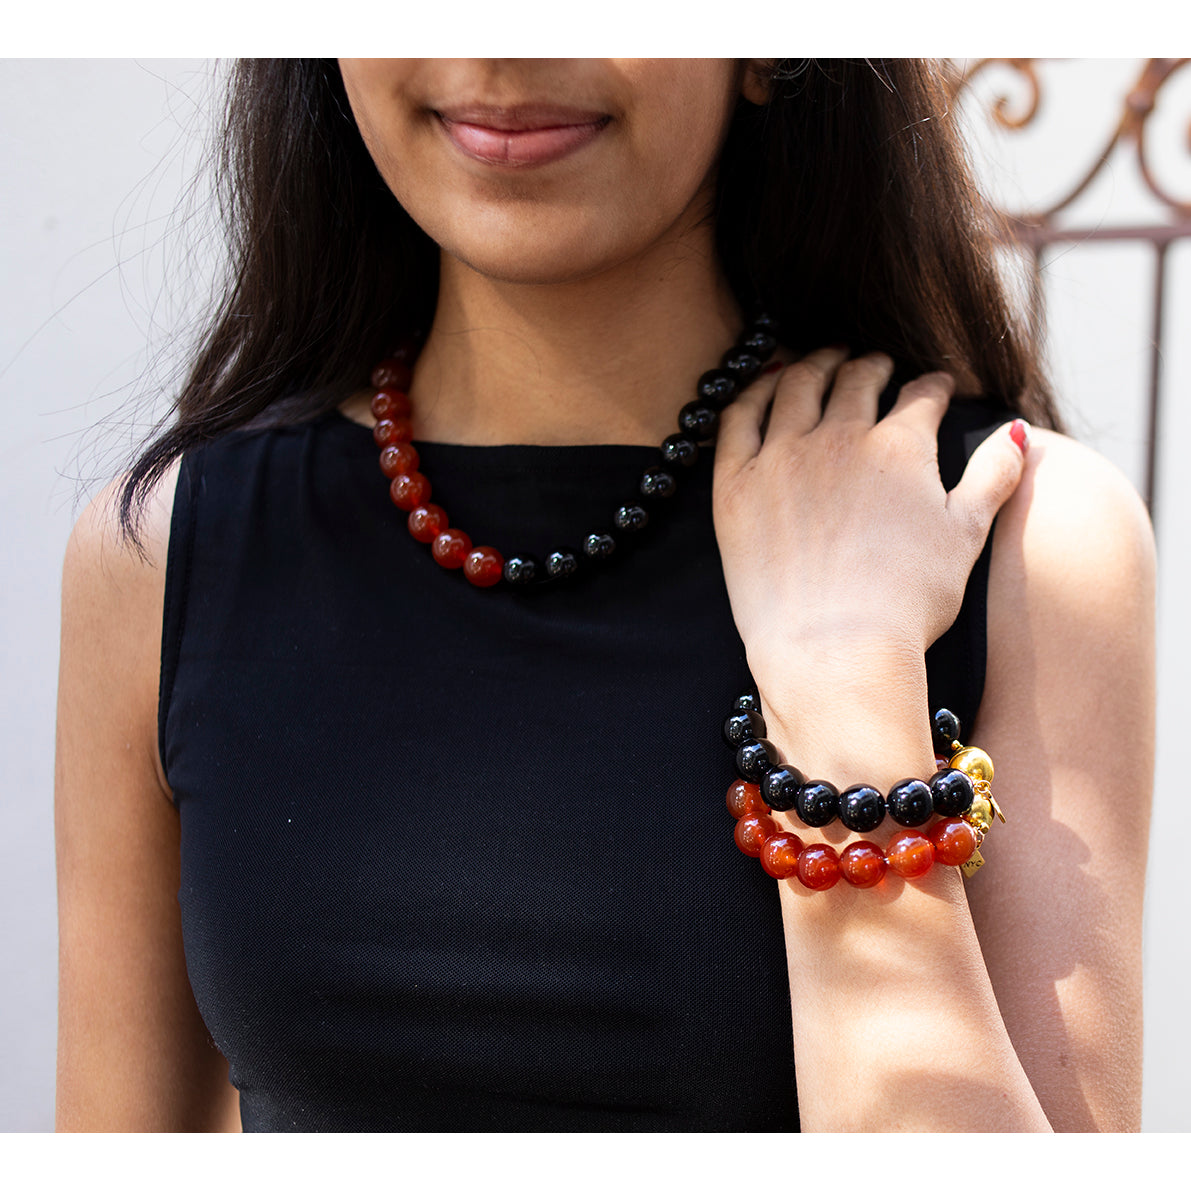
338, 59, 752, 286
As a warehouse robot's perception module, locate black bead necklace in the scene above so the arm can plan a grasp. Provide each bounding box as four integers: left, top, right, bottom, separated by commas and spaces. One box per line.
370, 316, 779, 589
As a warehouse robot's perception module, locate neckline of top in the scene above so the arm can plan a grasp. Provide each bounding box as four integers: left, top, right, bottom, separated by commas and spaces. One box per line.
327, 406, 688, 464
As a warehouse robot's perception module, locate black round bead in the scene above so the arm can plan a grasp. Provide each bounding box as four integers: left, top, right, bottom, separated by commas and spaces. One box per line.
750, 313, 778, 333
696, 369, 738, 409
640, 467, 677, 499
929, 768, 975, 817
582, 532, 616, 560
733, 692, 761, 714
886, 778, 934, 827
677, 402, 719, 440
723, 349, 763, 384
661, 434, 699, 468
795, 780, 840, 828
741, 330, 777, 358
761, 764, 804, 812
736, 738, 779, 783
502, 555, 538, 586
613, 505, 649, 532
545, 550, 579, 579
838, 784, 887, 833
931, 708, 962, 755
723, 709, 766, 748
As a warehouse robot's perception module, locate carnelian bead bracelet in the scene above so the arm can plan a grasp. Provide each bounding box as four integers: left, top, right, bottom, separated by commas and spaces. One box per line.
723, 699, 1003, 892
369, 317, 778, 589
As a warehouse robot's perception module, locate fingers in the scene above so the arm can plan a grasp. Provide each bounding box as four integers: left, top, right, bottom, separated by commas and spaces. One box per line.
946, 419, 1030, 551
715, 359, 786, 473
762, 347, 851, 441
717, 346, 957, 478
814, 352, 895, 429
887, 371, 956, 435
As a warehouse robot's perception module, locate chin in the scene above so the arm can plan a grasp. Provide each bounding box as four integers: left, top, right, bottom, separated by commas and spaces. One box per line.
435, 210, 676, 288
450, 247, 618, 287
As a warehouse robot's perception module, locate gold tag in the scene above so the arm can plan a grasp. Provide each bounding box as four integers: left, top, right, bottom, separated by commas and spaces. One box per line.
960, 849, 985, 879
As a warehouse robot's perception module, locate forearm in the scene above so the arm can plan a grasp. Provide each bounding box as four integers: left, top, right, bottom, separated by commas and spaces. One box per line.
758, 662, 1053, 1133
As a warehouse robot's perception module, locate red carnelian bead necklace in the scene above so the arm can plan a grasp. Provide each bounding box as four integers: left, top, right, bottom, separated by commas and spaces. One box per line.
368, 317, 778, 589
368, 354, 508, 588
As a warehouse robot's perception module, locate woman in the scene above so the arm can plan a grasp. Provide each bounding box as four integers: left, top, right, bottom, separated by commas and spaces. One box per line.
54, 59, 1154, 1131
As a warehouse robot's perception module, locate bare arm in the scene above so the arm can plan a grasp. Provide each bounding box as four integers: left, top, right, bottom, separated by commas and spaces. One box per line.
967, 427, 1152, 1130
55, 466, 241, 1131
714, 354, 1154, 1131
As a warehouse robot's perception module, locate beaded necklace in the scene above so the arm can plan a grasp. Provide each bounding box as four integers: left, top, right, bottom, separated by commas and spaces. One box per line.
368, 317, 778, 589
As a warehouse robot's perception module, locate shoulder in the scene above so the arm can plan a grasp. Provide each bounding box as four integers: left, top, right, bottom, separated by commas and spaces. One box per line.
984, 427, 1155, 727
64, 461, 181, 612
61, 463, 183, 790
992, 427, 1155, 619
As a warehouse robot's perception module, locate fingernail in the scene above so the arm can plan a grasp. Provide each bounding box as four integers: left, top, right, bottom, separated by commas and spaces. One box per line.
1009, 419, 1030, 453
762, 360, 784, 375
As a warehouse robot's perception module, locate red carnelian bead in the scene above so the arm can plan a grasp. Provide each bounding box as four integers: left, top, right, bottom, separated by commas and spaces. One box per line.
432, 529, 473, 569
929, 817, 978, 866
734, 812, 778, 857
408, 504, 449, 543
390, 472, 431, 510
726, 779, 767, 819
463, 547, 505, 588
796, 843, 841, 891
760, 831, 804, 879
379, 442, 419, 478
886, 829, 935, 880
370, 388, 412, 421
371, 358, 413, 390
839, 840, 887, 889
373, 418, 414, 447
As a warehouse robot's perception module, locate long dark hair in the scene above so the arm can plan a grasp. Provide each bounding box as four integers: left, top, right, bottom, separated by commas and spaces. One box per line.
118, 58, 1059, 539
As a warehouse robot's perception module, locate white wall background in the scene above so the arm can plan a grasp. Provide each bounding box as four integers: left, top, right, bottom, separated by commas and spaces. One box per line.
1, 58, 1186, 1132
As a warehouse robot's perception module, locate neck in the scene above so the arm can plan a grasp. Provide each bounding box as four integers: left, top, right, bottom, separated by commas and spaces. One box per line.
405, 226, 744, 447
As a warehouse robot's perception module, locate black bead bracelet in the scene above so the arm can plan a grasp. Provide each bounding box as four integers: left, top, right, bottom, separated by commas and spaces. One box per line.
722, 692, 979, 833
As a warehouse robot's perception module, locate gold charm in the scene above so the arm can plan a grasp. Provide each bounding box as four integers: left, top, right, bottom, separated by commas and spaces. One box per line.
972, 778, 1006, 824
950, 746, 994, 785
960, 848, 985, 878
964, 795, 994, 833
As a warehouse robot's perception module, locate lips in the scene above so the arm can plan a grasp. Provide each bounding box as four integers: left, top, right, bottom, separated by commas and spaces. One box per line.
435, 104, 611, 168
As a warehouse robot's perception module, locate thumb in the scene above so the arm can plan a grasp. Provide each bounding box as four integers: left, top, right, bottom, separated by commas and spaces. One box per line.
946, 418, 1029, 548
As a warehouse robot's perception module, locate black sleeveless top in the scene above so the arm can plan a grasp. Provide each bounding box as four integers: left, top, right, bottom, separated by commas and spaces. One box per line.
160, 398, 1012, 1131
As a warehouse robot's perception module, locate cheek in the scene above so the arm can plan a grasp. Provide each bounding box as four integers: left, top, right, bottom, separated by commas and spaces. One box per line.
339, 59, 427, 178
611, 58, 740, 182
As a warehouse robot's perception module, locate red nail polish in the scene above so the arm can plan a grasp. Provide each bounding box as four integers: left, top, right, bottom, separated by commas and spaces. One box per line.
762, 360, 784, 376
1009, 419, 1030, 453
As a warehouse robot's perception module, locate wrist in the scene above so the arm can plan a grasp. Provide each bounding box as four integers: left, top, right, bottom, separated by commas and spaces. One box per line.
749, 646, 933, 788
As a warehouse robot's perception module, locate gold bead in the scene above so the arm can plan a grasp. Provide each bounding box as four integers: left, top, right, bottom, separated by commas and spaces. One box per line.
964, 795, 995, 833
950, 746, 994, 784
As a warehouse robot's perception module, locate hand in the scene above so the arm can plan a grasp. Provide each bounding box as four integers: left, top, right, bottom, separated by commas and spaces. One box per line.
713, 348, 1028, 702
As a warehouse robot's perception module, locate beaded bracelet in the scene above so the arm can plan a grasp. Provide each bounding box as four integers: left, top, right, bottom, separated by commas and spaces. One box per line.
723, 695, 1004, 890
